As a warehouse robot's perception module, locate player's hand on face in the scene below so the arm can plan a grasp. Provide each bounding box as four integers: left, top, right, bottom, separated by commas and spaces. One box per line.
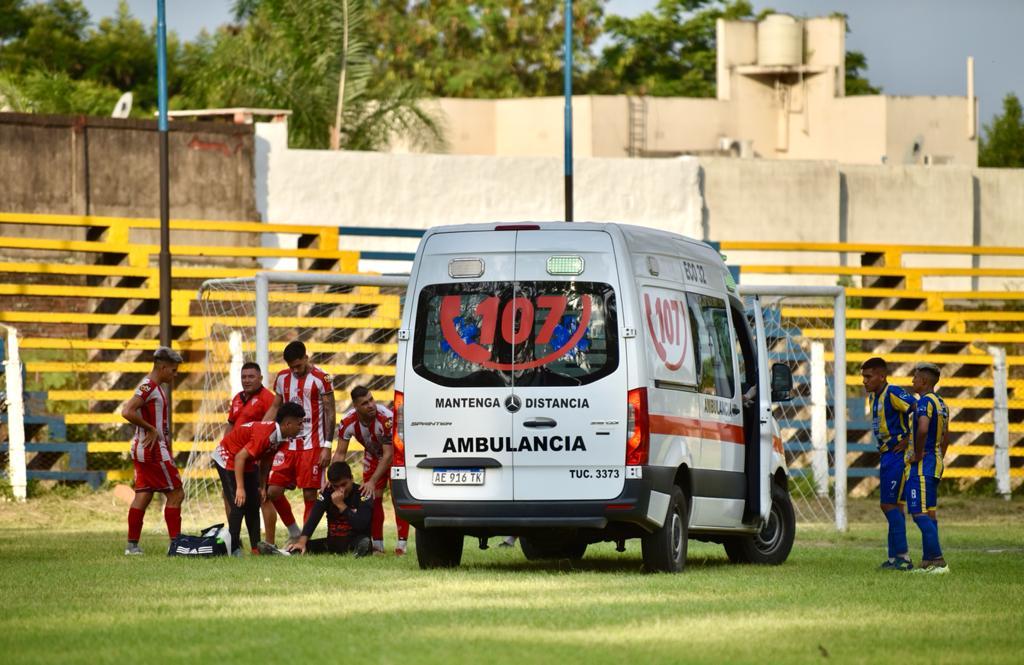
234, 487, 246, 507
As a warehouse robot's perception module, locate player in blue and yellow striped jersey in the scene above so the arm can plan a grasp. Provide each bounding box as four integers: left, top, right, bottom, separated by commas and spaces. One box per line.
861, 357, 916, 571
907, 362, 951, 575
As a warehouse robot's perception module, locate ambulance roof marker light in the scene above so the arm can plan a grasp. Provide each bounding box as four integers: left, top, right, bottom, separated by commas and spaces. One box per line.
449, 258, 485, 279
547, 255, 584, 276
495, 224, 540, 231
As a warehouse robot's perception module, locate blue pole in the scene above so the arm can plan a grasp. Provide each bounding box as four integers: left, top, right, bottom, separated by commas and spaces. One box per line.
157, 0, 168, 132
157, 0, 172, 349
564, 0, 573, 222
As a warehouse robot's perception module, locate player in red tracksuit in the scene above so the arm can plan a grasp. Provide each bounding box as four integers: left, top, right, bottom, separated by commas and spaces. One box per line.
262, 341, 336, 544
120, 346, 183, 556
335, 385, 409, 555
213, 402, 304, 555
221, 362, 275, 523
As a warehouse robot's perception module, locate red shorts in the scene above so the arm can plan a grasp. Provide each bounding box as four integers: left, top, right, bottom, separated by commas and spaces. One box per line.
269, 447, 324, 490
362, 454, 389, 492
133, 459, 182, 493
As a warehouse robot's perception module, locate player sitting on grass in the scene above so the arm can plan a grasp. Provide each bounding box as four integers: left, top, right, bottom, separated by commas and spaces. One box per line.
121, 346, 183, 556
908, 362, 951, 575
286, 461, 373, 556
861, 357, 916, 571
214, 402, 305, 556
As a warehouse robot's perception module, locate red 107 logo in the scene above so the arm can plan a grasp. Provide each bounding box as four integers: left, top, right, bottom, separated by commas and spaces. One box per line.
440, 294, 592, 370
644, 292, 688, 370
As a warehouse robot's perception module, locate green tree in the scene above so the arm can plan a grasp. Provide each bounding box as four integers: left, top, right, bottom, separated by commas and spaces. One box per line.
0, 0, 30, 46
185, 0, 443, 150
979, 93, 1024, 168
591, 0, 755, 97
0, 69, 121, 114
364, 0, 605, 98
844, 50, 881, 95
0, 0, 90, 76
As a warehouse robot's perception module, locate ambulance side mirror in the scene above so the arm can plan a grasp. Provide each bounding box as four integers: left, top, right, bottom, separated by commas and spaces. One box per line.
770, 363, 793, 402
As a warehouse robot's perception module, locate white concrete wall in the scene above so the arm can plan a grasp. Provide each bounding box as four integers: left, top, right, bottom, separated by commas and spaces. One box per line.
256, 122, 1024, 288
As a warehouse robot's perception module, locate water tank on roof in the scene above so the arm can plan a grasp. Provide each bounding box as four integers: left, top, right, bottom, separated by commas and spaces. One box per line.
757, 14, 803, 67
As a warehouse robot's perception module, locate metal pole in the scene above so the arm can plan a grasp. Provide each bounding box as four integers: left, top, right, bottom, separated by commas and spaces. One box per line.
255, 274, 270, 388
563, 0, 574, 222
832, 289, 848, 532
3, 326, 26, 501
810, 341, 828, 497
157, 0, 171, 347
988, 346, 1011, 499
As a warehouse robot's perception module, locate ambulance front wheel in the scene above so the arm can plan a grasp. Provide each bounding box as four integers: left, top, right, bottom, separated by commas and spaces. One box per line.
722, 482, 795, 565
415, 526, 464, 569
641, 486, 689, 573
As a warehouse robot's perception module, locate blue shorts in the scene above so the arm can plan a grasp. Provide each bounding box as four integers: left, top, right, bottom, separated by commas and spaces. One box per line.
904, 475, 939, 514
879, 458, 907, 505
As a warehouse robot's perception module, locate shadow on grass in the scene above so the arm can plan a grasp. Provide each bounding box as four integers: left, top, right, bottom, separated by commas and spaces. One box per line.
464, 552, 736, 575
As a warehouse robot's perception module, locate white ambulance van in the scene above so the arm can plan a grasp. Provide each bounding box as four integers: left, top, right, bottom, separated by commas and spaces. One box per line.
391, 222, 796, 572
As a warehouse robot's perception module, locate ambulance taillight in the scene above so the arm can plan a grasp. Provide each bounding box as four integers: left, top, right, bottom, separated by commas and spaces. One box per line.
625, 388, 649, 466
392, 391, 406, 467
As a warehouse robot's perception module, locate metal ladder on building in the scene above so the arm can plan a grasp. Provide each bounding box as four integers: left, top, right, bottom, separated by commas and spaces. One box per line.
628, 96, 648, 157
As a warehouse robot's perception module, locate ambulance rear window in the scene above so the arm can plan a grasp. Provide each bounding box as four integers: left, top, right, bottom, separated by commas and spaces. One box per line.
412, 281, 618, 387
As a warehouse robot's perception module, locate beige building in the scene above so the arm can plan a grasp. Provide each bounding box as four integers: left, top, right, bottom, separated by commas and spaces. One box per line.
393, 15, 978, 166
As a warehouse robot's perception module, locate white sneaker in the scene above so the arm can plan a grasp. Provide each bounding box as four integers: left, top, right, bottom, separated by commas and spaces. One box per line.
124, 544, 144, 556
395, 539, 408, 556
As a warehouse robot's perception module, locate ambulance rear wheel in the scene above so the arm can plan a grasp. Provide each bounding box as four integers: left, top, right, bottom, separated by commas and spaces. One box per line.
641, 486, 689, 573
723, 482, 795, 565
415, 527, 464, 569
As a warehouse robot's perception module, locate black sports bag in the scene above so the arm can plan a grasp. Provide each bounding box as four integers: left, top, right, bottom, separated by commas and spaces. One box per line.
167, 523, 231, 557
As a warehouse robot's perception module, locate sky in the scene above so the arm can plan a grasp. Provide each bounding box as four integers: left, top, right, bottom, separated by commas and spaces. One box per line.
81, 0, 1023, 126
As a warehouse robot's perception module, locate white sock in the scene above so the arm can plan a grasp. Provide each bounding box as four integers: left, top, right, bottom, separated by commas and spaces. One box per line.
286, 522, 301, 538
373, 539, 384, 551
397, 539, 407, 548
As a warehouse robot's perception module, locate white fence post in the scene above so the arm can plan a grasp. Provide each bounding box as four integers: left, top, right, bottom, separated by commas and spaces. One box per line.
810, 341, 829, 497
833, 290, 848, 532
3, 326, 27, 501
229, 331, 244, 396
988, 346, 1010, 499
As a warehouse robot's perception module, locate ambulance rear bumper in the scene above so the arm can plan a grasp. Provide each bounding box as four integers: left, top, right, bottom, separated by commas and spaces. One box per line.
392, 466, 674, 534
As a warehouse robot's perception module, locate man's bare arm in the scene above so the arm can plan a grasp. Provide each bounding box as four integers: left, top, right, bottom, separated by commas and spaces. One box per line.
121, 394, 156, 446
263, 393, 283, 423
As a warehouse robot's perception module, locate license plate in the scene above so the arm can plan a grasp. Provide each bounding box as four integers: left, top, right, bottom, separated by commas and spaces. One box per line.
432, 468, 484, 485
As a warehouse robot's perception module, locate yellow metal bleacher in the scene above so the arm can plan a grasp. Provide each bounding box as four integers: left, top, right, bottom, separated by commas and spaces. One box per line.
721, 239, 1024, 486
0, 212, 391, 482
1, 212, 1022, 488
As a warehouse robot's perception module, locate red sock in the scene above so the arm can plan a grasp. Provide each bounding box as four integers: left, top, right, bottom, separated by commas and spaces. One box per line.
164, 506, 181, 539
128, 507, 145, 542
272, 495, 296, 527
303, 499, 315, 525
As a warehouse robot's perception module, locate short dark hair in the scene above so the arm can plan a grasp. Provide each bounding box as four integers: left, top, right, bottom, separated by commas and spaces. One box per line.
283, 341, 307, 363
916, 365, 941, 383
350, 385, 370, 401
241, 362, 262, 374
326, 461, 353, 483
861, 357, 888, 373
276, 401, 305, 423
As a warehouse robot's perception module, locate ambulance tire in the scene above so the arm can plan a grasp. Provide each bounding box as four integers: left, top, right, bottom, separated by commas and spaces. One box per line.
519, 537, 587, 561
415, 527, 464, 569
641, 486, 689, 573
723, 482, 795, 565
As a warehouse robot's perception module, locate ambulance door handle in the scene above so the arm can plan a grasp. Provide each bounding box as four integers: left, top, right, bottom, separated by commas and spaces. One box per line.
731, 405, 741, 416
523, 417, 557, 429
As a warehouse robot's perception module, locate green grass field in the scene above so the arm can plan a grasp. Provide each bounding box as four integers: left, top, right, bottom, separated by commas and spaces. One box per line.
1, 491, 1022, 665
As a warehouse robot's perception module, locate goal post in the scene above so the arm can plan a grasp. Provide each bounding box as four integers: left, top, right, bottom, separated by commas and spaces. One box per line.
188, 272, 410, 526
740, 285, 848, 532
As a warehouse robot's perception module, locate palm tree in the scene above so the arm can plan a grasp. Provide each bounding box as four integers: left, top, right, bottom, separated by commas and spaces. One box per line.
184, 0, 444, 151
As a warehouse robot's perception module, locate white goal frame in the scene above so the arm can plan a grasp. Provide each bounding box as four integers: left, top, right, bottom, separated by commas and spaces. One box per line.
195, 275, 848, 531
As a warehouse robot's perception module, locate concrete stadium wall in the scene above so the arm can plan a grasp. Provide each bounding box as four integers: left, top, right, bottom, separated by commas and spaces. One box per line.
0, 113, 258, 258
255, 122, 703, 270
256, 122, 1023, 287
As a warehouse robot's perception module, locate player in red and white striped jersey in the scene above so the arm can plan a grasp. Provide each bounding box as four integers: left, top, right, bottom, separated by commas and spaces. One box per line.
119, 346, 183, 556
263, 341, 336, 541
335, 385, 409, 555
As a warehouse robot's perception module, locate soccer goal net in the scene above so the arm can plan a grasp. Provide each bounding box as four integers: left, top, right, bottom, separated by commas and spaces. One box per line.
185, 273, 409, 526
741, 285, 849, 531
